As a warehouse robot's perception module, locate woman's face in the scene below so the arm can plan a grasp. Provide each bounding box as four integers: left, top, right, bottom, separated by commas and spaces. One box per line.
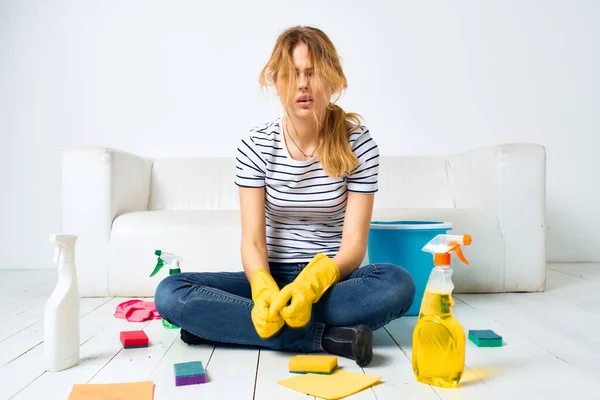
277, 42, 332, 121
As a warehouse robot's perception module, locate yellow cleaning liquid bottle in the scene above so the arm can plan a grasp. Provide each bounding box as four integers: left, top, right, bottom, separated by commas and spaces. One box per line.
412, 234, 472, 388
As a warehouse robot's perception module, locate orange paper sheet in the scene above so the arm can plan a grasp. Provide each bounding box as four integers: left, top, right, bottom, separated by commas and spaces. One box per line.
278, 369, 381, 399
68, 381, 154, 400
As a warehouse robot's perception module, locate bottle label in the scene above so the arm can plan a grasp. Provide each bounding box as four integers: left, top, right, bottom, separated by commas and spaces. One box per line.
419, 291, 454, 316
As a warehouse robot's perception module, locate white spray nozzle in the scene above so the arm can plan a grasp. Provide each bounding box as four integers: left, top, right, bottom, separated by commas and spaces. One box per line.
158, 252, 183, 266
150, 250, 184, 277
50, 234, 78, 263
422, 234, 472, 266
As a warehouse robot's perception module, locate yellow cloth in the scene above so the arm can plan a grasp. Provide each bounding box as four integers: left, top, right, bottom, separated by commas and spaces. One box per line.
278, 370, 382, 399
250, 269, 285, 338
68, 381, 153, 400
271, 253, 340, 328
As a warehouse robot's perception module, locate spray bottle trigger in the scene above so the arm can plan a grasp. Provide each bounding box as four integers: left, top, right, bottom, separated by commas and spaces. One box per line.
450, 242, 470, 265
150, 258, 164, 277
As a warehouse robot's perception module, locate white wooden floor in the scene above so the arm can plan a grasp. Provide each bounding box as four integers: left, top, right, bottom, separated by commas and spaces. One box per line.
1, 264, 600, 400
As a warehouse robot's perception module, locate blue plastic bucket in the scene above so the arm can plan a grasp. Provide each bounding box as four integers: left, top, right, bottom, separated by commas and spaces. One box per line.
367, 221, 452, 316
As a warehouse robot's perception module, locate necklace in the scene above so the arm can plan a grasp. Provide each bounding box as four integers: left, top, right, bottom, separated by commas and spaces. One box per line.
285, 117, 317, 159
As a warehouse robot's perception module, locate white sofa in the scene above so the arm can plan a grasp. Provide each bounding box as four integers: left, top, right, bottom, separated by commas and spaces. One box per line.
61, 144, 546, 297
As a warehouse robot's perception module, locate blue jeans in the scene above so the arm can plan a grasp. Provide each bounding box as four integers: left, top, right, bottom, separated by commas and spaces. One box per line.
154, 262, 415, 353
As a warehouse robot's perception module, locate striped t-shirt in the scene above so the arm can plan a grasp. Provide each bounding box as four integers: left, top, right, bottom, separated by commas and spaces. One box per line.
234, 117, 379, 263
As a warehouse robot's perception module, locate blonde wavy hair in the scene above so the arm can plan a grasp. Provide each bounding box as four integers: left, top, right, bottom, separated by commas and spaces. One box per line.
259, 26, 362, 177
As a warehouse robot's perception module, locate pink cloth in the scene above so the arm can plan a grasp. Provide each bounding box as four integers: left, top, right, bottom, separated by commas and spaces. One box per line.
114, 299, 162, 322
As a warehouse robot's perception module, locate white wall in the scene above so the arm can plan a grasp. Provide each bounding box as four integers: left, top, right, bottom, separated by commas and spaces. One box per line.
1, 0, 598, 268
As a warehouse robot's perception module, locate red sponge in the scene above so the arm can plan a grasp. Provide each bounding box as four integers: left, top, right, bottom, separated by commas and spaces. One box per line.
120, 330, 149, 348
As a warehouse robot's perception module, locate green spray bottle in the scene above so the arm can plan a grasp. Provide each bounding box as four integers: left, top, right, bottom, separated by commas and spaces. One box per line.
151, 250, 183, 329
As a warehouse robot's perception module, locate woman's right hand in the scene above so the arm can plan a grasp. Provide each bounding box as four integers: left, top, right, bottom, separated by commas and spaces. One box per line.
249, 269, 285, 338
239, 179, 282, 337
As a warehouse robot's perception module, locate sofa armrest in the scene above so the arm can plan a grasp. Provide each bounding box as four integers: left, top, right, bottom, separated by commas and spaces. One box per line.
61, 147, 153, 296
450, 143, 546, 291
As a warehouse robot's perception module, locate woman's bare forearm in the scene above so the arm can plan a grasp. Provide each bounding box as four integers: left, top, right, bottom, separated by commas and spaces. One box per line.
242, 239, 270, 281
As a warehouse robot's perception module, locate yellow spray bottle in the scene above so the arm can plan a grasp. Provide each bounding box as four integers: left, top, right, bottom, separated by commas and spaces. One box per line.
412, 233, 472, 388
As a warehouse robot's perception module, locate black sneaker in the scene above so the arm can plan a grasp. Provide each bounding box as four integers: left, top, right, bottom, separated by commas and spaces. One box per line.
321, 325, 373, 367
180, 329, 208, 345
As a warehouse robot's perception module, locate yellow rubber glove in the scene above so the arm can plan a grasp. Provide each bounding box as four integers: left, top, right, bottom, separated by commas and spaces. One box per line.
270, 253, 340, 328
250, 269, 285, 339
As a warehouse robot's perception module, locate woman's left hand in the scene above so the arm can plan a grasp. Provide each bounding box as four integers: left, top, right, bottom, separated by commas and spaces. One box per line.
269, 253, 340, 327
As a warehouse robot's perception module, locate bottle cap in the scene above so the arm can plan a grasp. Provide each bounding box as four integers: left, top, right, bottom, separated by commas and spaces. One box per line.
433, 241, 470, 266
434, 253, 451, 266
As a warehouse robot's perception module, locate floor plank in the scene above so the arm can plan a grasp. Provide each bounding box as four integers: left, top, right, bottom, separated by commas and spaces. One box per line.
0, 270, 53, 299
0, 303, 46, 343
0, 272, 55, 323
254, 349, 315, 400
385, 316, 493, 400
544, 268, 600, 315
364, 328, 440, 400
452, 296, 600, 399
148, 332, 215, 400
190, 344, 259, 399
0, 297, 110, 369
1, 297, 117, 399
10, 300, 155, 399
3, 266, 600, 399
547, 263, 600, 284
456, 292, 600, 380
87, 318, 178, 385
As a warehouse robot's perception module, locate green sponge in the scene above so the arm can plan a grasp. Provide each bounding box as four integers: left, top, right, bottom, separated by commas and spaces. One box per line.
468, 330, 503, 347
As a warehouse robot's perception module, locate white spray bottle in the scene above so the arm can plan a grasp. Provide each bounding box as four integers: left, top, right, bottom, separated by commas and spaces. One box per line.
44, 234, 80, 372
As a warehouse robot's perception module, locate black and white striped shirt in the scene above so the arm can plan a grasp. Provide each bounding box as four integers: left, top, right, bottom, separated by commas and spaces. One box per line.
234, 117, 379, 263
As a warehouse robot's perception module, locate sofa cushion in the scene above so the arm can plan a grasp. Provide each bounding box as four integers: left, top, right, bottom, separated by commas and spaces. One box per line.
148, 158, 239, 211
109, 210, 243, 296
108, 208, 504, 297
145, 154, 493, 211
